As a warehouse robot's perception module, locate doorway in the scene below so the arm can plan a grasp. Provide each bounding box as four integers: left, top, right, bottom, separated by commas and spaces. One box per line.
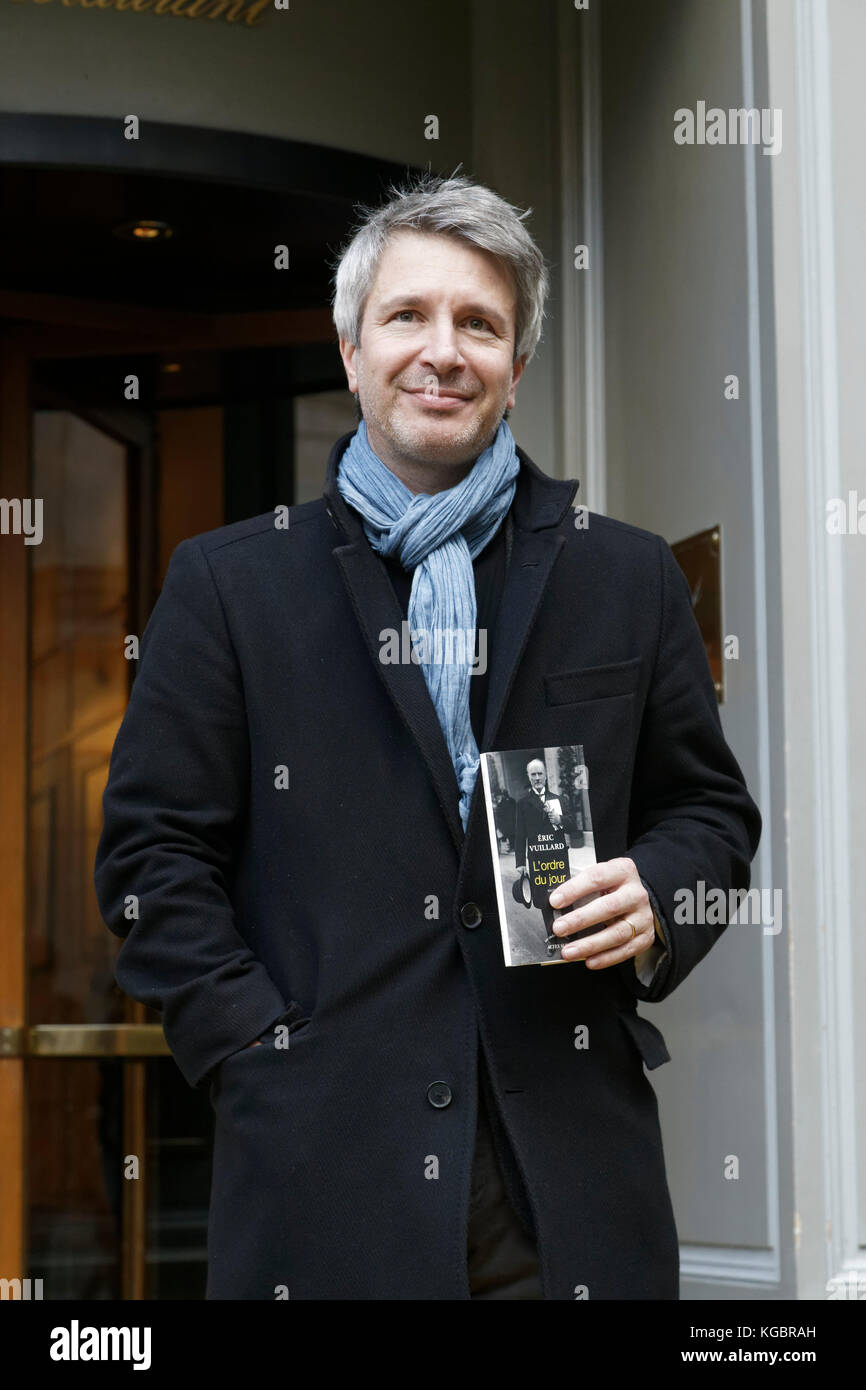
11, 336, 357, 1300
0, 120, 409, 1297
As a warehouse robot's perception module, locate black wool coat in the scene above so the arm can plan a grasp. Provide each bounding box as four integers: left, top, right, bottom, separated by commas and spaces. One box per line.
93, 431, 762, 1301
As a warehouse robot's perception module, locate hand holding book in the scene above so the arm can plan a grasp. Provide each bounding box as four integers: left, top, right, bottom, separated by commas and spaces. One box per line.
548, 856, 661, 967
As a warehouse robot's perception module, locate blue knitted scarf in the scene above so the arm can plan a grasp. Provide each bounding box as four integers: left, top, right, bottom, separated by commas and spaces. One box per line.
337, 418, 520, 829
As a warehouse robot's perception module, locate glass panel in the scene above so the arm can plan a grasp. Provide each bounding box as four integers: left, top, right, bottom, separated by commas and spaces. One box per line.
27, 1057, 124, 1300
28, 410, 130, 1026
293, 390, 358, 503
145, 1058, 213, 1300
25, 408, 216, 1302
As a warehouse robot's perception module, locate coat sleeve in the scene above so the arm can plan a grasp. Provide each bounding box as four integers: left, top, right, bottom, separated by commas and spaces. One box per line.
93, 537, 289, 1088
620, 535, 762, 1003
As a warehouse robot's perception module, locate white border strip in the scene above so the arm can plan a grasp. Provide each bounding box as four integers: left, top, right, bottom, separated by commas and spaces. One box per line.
682, 1243, 780, 1285
793, 0, 857, 1280
581, 9, 607, 515
479, 755, 515, 968
741, 0, 782, 1288
557, 3, 606, 512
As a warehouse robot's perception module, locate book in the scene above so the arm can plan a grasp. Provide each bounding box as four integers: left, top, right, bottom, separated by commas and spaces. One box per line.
479, 743, 600, 967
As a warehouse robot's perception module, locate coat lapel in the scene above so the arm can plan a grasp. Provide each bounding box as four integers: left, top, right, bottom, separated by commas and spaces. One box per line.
332, 536, 467, 854
479, 526, 567, 754
321, 431, 579, 858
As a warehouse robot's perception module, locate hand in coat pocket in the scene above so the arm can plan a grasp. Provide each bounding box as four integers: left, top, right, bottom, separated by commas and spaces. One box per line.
230, 1001, 311, 1059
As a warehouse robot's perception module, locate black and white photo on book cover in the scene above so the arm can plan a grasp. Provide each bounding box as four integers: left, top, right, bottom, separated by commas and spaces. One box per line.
480, 743, 600, 967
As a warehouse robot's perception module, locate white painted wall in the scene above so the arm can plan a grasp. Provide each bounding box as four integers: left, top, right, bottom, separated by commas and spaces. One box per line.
0, 0, 470, 167
598, 0, 785, 1296
469, 0, 561, 477
827, 0, 866, 1263
766, 0, 866, 1300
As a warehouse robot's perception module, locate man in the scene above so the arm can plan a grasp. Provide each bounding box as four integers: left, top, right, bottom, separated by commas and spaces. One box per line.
94, 173, 761, 1301
513, 758, 578, 955
493, 787, 516, 852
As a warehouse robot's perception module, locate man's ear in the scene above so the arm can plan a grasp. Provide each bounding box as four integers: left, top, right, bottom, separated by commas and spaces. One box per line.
339, 338, 359, 393
507, 354, 527, 410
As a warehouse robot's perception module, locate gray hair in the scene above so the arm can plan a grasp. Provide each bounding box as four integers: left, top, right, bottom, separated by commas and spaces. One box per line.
331, 172, 549, 364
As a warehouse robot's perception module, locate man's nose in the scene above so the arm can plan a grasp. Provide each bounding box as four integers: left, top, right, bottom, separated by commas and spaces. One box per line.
418, 318, 463, 373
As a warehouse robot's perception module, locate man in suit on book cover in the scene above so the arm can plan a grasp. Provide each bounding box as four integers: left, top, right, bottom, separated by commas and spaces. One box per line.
514, 758, 576, 955
94, 173, 761, 1301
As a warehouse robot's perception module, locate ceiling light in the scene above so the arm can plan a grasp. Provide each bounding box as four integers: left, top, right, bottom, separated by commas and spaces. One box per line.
113, 219, 173, 242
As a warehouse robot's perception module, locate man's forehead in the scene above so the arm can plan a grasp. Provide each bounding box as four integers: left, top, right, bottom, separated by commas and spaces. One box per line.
369, 230, 517, 300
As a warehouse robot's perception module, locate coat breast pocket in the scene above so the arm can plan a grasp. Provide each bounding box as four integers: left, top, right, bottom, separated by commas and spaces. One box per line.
544, 656, 642, 707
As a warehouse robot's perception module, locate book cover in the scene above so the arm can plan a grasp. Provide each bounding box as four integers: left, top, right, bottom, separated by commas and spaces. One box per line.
479, 743, 600, 967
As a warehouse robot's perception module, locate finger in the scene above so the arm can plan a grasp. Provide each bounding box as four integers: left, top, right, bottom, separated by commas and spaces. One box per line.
561, 911, 653, 961
585, 932, 656, 969
561, 917, 636, 961
548, 858, 633, 912
553, 883, 644, 938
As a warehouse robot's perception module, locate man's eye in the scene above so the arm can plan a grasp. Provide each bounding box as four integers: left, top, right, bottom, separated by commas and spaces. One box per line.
467, 317, 489, 331
394, 310, 416, 322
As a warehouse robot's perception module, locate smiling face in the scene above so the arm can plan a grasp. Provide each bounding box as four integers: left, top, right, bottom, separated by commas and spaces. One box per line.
339, 229, 526, 493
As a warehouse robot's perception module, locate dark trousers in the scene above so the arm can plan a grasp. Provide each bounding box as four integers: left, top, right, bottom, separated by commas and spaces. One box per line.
467, 1087, 543, 1300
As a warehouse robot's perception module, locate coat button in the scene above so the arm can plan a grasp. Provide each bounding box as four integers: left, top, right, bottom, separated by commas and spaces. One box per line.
427, 1081, 452, 1108
460, 902, 483, 929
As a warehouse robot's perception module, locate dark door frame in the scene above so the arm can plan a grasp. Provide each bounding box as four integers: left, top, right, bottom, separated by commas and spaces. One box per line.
0, 112, 417, 198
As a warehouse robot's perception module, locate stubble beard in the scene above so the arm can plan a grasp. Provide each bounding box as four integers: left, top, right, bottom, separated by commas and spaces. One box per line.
361, 384, 508, 471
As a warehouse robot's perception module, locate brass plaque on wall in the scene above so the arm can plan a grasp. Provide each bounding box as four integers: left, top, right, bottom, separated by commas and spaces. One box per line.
671, 526, 723, 704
